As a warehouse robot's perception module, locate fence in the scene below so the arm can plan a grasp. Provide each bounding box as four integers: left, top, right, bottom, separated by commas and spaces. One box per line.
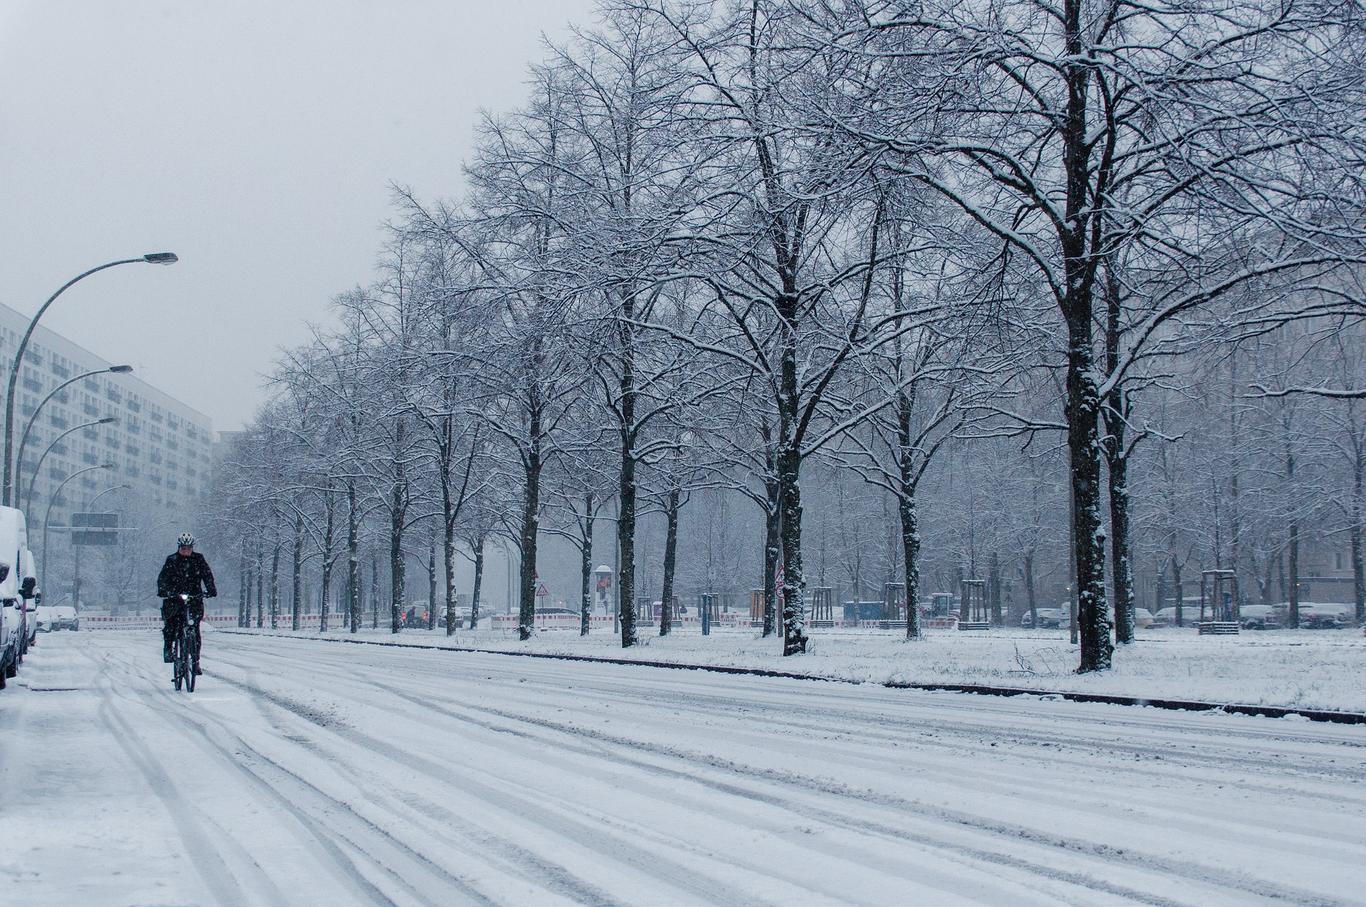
81, 614, 239, 631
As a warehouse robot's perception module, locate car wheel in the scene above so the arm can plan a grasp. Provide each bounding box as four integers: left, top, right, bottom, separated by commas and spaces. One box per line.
4, 658, 16, 678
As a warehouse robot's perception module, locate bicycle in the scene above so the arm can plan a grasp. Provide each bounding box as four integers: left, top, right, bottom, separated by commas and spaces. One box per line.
170, 593, 200, 693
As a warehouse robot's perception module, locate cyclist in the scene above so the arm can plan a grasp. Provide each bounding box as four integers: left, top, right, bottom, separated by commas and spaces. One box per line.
157, 532, 217, 674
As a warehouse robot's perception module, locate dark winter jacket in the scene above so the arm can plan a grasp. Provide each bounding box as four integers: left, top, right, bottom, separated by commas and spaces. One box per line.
157, 551, 217, 599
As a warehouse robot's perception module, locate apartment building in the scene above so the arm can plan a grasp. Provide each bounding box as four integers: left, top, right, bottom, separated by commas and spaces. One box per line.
0, 301, 213, 532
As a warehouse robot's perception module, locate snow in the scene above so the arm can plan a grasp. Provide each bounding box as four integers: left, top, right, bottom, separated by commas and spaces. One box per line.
245, 621, 1366, 714
1, 630, 1364, 906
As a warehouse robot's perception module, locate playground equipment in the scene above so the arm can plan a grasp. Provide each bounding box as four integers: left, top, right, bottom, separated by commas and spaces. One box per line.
1198, 569, 1240, 635
881, 582, 905, 628
810, 587, 835, 627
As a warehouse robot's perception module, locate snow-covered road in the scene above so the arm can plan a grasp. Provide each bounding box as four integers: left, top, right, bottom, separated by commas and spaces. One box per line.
2, 631, 1364, 906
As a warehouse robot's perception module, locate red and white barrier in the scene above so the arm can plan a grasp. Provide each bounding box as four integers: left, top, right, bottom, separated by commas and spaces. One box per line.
80, 614, 239, 631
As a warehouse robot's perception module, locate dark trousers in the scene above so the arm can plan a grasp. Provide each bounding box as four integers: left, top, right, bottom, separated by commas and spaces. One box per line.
162, 597, 204, 660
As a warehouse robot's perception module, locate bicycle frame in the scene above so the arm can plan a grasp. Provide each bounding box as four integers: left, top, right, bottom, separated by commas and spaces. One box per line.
172, 593, 199, 692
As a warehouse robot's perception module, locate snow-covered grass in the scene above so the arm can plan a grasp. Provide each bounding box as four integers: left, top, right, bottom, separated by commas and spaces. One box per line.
222, 623, 1366, 713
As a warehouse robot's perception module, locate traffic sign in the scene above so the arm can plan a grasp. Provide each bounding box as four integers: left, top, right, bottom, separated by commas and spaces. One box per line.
71, 511, 119, 546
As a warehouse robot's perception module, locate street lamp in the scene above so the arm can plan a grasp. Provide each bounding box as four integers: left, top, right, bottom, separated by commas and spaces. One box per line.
14, 365, 132, 499
40, 462, 113, 594
3, 253, 176, 506
24, 417, 117, 513
71, 482, 130, 610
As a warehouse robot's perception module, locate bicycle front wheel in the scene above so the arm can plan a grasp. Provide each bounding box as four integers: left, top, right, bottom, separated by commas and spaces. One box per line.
180, 630, 194, 693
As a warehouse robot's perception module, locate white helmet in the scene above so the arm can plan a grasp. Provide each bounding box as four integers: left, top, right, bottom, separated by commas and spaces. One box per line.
177, 532, 195, 548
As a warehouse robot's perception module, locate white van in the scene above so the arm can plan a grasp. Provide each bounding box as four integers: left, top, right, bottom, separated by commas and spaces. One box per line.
0, 505, 33, 688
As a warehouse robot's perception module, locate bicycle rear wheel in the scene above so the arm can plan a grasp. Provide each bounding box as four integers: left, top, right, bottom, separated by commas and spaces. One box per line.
172, 640, 183, 691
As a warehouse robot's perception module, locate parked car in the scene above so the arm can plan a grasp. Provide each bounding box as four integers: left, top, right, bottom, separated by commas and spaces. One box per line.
1239, 604, 1282, 630
1154, 605, 1210, 627
1020, 607, 1065, 629
437, 611, 488, 630
1295, 602, 1351, 629
46, 605, 78, 631
20, 549, 39, 650
1133, 607, 1155, 629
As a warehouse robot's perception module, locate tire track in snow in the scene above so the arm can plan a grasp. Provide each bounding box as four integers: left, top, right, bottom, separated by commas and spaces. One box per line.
227, 633, 1366, 785
98, 651, 408, 907
112, 653, 502, 907
88, 659, 252, 907
367, 672, 1357, 907
208, 665, 789, 907
209, 647, 1060, 907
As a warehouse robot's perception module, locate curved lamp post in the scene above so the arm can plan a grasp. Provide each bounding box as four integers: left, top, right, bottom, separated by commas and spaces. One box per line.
40, 462, 113, 594
4, 252, 176, 506
14, 365, 132, 500
24, 417, 117, 513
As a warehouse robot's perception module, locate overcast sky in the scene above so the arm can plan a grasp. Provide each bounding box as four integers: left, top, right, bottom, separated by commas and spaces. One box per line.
0, 0, 596, 431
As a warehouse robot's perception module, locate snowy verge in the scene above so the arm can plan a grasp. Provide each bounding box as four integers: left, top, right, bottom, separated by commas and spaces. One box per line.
213, 623, 1366, 716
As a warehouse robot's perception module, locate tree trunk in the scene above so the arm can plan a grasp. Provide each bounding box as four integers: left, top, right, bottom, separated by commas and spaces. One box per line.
580, 493, 594, 637
1058, 0, 1111, 672
776, 339, 809, 665
390, 465, 407, 634
618, 428, 638, 649
255, 540, 264, 629
428, 532, 437, 630
269, 540, 281, 630
1064, 321, 1112, 671
1104, 409, 1135, 644
900, 492, 922, 640
291, 511, 303, 631
1153, 563, 1165, 618
370, 554, 380, 629
1353, 451, 1364, 624
988, 552, 1002, 626
348, 480, 360, 633
320, 487, 334, 632
1102, 254, 1135, 645
445, 514, 458, 636
238, 549, 248, 628
519, 407, 542, 641
763, 464, 780, 638
469, 537, 485, 629
660, 489, 680, 636
1025, 550, 1037, 631
1172, 556, 1185, 627
1287, 443, 1300, 629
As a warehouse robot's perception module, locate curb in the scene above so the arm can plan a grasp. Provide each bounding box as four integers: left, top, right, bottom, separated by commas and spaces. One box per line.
219, 629, 1366, 726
